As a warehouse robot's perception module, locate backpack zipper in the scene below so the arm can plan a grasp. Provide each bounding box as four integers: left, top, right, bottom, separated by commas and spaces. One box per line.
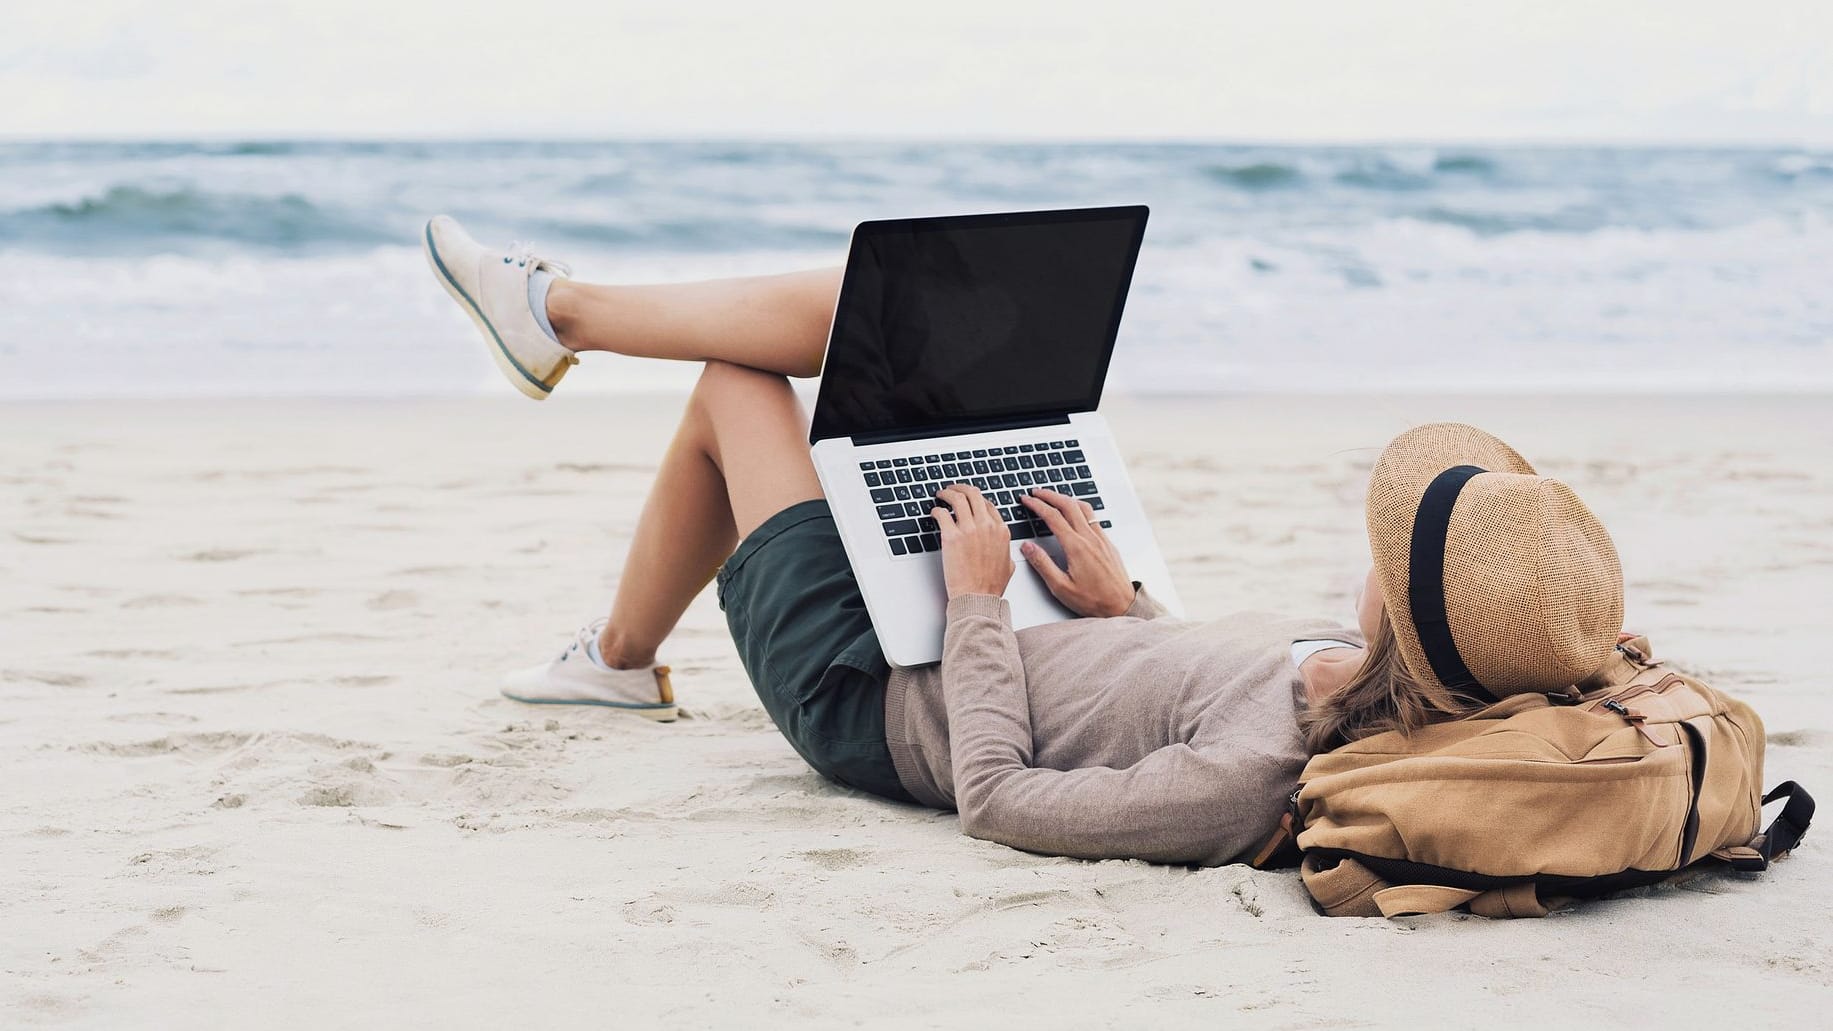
1586, 674, 1684, 713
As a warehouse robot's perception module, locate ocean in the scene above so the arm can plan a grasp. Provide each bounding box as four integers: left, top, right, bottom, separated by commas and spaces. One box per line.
2, 140, 1829, 398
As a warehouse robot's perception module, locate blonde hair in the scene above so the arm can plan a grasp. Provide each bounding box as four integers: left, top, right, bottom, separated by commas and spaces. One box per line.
1301, 615, 1486, 753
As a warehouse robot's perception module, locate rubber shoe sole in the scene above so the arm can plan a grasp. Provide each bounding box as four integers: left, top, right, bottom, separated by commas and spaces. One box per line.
422, 220, 566, 401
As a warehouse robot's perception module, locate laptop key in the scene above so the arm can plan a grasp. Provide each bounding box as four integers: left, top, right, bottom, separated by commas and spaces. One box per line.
919, 532, 941, 552
1089, 496, 1104, 510
889, 537, 908, 556
1001, 474, 1020, 488
864, 472, 881, 487
1017, 471, 1034, 486
903, 501, 925, 517
871, 488, 895, 503
883, 519, 919, 536
942, 463, 959, 477
1072, 481, 1098, 496
1019, 443, 1035, 452
973, 460, 990, 474
918, 516, 939, 534
1074, 465, 1091, 479
1010, 521, 1035, 539
1064, 450, 1085, 463
877, 504, 904, 520
1100, 520, 1112, 528
925, 465, 942, 479
1018, 454, 1035, 469
894, 485, 912, 501
876, 459, 893, 468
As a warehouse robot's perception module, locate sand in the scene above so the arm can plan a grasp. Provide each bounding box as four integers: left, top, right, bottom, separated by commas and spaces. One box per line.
4, 393, 1830, 1027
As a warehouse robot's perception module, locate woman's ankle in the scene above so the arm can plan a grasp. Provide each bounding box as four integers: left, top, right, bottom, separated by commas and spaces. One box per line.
545, 279, 585, 351
596, 625, 657, 670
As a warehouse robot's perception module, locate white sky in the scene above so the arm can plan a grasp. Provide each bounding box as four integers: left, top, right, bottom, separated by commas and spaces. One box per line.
4, 0, 1830, 143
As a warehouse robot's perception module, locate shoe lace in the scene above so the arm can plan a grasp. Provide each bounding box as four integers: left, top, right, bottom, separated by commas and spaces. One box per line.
556, 618, 609, 663
505, 241, 572, 278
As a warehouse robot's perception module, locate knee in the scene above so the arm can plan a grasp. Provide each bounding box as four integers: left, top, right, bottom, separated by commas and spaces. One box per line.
692, 360, 790, 408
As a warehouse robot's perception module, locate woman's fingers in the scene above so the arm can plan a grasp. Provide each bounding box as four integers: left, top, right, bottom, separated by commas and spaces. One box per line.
1027, 488, 1098, 542
966, 484, 996, 521
1031, 488, 1090, 529
944, 482, 989, 522
936, 484, 972, 524
1020, 491, 1076, 538
1020, 540, 1073, 592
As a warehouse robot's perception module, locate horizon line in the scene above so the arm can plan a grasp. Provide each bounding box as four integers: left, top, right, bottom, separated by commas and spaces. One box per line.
2, 131, 1828, 151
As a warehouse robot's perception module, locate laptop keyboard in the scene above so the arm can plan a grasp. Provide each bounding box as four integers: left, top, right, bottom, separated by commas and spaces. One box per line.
859, 439, 1112, 558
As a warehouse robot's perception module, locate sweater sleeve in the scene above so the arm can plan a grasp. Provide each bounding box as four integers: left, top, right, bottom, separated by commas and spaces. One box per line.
1123, 583, 1171, 620
940, 593, 1269, 865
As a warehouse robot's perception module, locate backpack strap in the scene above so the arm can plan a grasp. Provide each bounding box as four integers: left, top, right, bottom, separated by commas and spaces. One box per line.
1467, 883, 1557, 919
1735, 782, 1815, 870
1373, 884, 1481, 918
1369, 882, 1559, 919
1298, 854, 1388, 917
1247, 813, 1301, 869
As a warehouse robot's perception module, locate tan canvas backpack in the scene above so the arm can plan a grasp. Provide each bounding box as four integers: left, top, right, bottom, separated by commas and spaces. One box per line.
1256, 635, 1814, 919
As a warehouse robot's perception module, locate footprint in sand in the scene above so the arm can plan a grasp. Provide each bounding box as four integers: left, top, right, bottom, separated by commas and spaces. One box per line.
796, 847, 871, 871
122, 593, 205, 609
180, 548, 265, 563
79, 730, 254, 757
4, 669, 89, 687
103, 711, 198, 725
13, 531, 74, 545
366, 589, 419, 611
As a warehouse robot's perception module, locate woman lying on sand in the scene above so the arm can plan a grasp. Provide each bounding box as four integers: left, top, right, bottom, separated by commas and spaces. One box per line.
421, 216, 1624, 866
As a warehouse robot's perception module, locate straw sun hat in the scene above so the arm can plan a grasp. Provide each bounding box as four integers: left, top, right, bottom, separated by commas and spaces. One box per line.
1366, 423, 1624, 701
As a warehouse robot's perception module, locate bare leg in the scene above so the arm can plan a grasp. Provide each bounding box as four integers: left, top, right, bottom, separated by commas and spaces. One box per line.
597, 361, 824, 668
547, 268, 842, 378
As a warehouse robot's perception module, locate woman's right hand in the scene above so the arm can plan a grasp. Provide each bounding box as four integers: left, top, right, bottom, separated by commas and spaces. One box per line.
934, 483, 1015, 599
1018, 489, 1137, 617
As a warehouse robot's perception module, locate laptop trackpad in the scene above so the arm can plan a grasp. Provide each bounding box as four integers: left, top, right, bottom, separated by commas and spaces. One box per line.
1003, 539, 1077, 631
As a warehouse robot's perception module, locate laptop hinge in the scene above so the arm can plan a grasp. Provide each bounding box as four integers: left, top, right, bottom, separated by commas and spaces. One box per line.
850, 412, 1072, 448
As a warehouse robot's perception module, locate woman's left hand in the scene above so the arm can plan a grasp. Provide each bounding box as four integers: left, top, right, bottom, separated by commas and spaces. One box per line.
934, 483, 1014, 599
1018, 489, 1137, 617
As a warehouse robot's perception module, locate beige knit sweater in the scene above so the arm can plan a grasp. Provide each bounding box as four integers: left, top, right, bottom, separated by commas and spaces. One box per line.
884, 588, 1361, 866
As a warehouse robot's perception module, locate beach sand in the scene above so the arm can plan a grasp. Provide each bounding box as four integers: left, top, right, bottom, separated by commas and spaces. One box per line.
5, 393, 1829, 1027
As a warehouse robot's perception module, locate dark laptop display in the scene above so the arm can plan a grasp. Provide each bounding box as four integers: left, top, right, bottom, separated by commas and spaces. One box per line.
809, 206, 1147, 444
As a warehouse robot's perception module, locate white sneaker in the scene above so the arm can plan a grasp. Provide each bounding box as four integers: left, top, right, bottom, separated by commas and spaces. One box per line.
422, 214, 579, 401
500, 622, 678, 721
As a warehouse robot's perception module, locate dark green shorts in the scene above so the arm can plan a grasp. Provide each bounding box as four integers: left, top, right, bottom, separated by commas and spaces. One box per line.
715, 499, 917, 805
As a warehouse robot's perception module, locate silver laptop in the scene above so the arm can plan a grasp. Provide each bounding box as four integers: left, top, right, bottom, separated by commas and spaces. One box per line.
809, 206, 1183, 667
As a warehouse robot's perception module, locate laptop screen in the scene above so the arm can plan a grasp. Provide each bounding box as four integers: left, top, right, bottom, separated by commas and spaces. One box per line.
808, 206, 1147, 443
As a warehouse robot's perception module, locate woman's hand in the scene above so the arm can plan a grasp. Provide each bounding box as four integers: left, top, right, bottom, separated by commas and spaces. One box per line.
1018, 489, 1137, 618
934, 484, 1015, 599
